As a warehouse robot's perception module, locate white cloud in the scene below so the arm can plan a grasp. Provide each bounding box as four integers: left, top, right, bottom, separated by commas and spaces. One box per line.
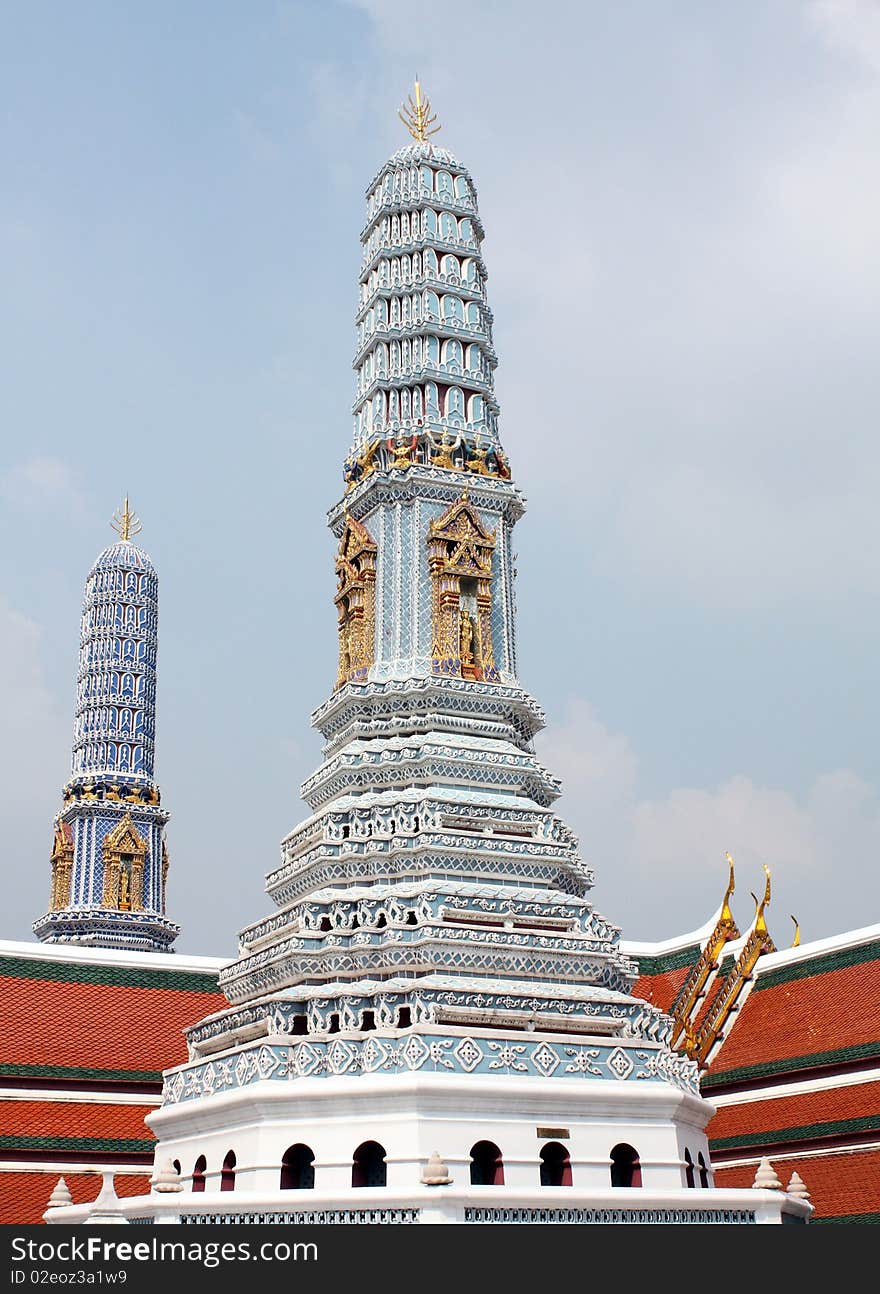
0, 456, 88, 521
537, 697, 880, 943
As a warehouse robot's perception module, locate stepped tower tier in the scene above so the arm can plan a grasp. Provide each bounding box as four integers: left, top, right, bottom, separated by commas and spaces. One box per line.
140, 92, 733, 1216
33, 500, 179, 953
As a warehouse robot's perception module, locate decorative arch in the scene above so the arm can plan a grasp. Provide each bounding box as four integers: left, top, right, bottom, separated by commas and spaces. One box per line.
469, 1141, 504, 1186
539, 1141, 572, 1187
281, 1144, 315, 1190
191, 1155, 206, 1193
352, 1141, 386, 1188
610, 1143, 642, 1188
221, 1150, 236, 1191
428, 495, 499, 683
335, 515, 378, 689
101, 812, 147, 911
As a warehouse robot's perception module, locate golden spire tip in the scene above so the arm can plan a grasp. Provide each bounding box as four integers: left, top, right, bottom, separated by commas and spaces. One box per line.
111, 495, 142, 542
399, 78, 442, 143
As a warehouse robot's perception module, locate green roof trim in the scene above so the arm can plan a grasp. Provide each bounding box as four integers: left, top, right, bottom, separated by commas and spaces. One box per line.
753, 939, 880, 991
632, 944, 700, 978
0, 1135, 155, 1154
0, 1062, 163, 1084
710, 1113, 880, 1152
702, 1039, 880, 1088
0, 955, 220, 994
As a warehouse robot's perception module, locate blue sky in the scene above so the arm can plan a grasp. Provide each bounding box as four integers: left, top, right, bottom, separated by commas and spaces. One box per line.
2, 1, 878, 956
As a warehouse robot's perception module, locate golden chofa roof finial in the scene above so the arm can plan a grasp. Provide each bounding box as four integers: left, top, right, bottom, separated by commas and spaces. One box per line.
399, 78, 441, 143
111, 496, 142, 543
720, 851, 736, 925
750, 864, 772, 936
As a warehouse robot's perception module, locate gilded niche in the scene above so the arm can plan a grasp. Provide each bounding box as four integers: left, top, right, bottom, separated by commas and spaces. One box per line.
428, 495, 499, 683
49, 821, 75, 910
101, 812, 148, 912
335, 514, 378, 689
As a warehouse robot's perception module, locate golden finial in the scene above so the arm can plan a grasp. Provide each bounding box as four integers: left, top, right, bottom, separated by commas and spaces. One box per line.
750, 865, 772, 936
720, 851, 736, 925
399, 78, 441, 143
790, 914, 800, 947
110, 496, 142, 542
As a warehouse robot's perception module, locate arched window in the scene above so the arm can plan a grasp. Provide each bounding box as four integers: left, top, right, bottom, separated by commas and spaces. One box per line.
425, 335, 440, 365
439, 211, 457, 241
442, 338, 463, 367
455, 175, 470, 200
610, 1143, 642, 1188
423, 247, 438, 276
459, 217, 474, 242
221, 1150, 236, 1191
539, 1142, 572, 1187
441, 253, 459, 278
424, 209, 438, 236
466, 302, 481, 327
698, 1152, 709, 1188
172, 1159, 181, 1177
446, 387, 465, 422
424, 290, 440, 321
470, 1141, 504, 1186
443, 295, 464, 324
420, 165, 433, 192
425, 382, 440, 414
281, 1144, 315, 1190
684, 1149, 695, 1188
352, 1141, 387, 1188
192, 1155, 206, 1193
468, 394, 484, 427
436, 170, 453, 197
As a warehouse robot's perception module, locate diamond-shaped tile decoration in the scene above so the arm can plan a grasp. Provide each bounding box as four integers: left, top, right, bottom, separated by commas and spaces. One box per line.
294, 1043, 320, 1078
327, 1039, 355, 1075
201, 1062, 216, 1094
454, 1037, 484, 1073
606, 1046, 635, 1081
234, 1053, 252, 1087
256, 1046, 280, 1079
531, 1042, 560, 1077
164, 1074, 183, 1104
401, 1034, 430, 1070
360, 1037, 386, 1073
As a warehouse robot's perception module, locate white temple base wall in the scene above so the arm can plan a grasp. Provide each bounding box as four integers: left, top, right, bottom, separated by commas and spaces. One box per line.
145, 1072, 716, 1195
44, 1183, 811, 1226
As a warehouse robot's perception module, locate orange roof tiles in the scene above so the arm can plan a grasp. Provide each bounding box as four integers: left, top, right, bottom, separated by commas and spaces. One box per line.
708, 1081, 880, 1149
0, 1171, 151, 1226
707, 954, 880, 1082
0, 1100, 156, 1144
713, 1148, 880, 1221
0, 972, 225, 1078
631, 963, 693, 1015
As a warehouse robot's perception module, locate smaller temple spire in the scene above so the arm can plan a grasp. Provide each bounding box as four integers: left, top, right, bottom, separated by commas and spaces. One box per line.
398, 78, 441, 142
111, 496, 141, 542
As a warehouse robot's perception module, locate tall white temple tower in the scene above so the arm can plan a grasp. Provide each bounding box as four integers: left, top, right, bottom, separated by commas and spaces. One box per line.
54, 89, 807, 1225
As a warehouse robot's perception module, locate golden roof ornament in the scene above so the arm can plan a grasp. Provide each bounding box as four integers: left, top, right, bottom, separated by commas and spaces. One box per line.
790, 914, 800, 947
111, 496, 142, 543
720, 851, 736, 925
750, 865, 772, 936
399, 78, 441, 143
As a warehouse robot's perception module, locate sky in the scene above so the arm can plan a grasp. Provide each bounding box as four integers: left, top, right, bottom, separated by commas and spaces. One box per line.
1, 0, 878, 958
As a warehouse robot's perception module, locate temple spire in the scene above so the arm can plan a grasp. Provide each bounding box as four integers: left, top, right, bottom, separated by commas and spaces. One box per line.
111, 496, 141, 543
398, 78, 441, 142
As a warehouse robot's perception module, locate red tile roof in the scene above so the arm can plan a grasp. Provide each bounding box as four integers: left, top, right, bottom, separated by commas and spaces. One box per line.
708, 1081, 880, 1151
0, 1100, 156, 1148
713, 1148, 880, 1222
705, 950, 880, 1085
0, 958, 225, 1080
0, 1171, 150, 1226
631, 962, 695, 1015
